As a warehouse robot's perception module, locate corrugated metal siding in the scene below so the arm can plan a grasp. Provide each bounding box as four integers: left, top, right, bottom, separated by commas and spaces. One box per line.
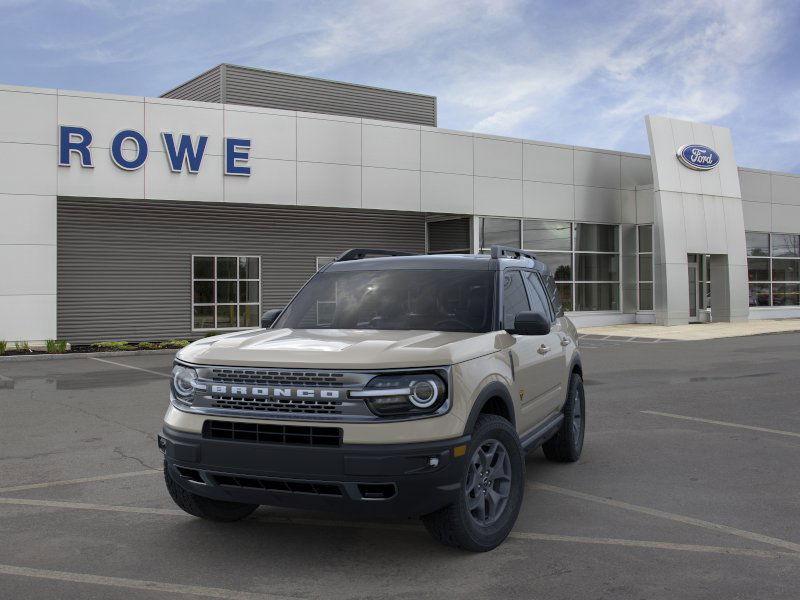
57, 198, 426, 344
161, 64, 436, 126
161, 65, 222, 103
427, 218, 471, 253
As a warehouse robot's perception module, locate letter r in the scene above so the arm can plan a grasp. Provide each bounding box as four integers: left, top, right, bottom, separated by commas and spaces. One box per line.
59, 126, 93, 167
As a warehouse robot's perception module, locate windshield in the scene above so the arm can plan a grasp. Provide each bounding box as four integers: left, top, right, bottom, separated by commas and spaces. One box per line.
274, 269, 496, 333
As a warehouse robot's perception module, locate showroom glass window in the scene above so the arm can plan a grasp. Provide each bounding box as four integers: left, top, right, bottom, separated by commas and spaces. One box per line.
745, 232, 800, 307
638, 225, 653, 311
479, 217, 620, 312
192, 256, 261, 330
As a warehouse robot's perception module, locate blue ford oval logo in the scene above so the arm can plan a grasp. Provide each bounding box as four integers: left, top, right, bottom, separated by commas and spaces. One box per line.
676, 144, 720, 171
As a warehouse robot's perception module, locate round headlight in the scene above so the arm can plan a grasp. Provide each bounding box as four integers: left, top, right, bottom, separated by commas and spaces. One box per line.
172, 365, 197, 399
409, 379, 439, 408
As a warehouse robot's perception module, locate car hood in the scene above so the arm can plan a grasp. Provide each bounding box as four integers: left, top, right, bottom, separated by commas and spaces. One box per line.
177, 328, 502, 369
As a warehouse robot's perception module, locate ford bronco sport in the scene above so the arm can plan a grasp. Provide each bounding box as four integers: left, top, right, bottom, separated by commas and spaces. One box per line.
160, 246, 585, 551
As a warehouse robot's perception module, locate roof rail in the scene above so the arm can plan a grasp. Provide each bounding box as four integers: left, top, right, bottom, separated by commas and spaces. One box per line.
489, 245, 537, 261
335, 248, 416, 262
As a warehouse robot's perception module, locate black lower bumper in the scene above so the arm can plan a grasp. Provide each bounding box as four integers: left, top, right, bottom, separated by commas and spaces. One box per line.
160, 425, 470, 518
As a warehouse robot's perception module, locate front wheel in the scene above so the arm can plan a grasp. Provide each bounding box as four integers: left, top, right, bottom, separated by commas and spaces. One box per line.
542, 373, 585, 462
422, 415, 525, 552
164, 462, 258, 522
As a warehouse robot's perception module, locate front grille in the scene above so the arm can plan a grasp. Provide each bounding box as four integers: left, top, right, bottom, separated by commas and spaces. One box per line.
210, 368, 347, 388
204, 420, 342, 447
210, 396, 342, 415
210, 474, 343, 497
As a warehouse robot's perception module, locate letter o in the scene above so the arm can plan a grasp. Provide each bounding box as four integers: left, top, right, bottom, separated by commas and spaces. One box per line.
110, 129, 148, 171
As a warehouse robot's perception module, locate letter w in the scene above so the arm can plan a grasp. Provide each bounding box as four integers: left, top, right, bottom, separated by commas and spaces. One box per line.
161, 133, 208, 173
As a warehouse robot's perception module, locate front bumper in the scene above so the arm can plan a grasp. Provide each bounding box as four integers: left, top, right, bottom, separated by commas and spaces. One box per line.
160, 425, 470, 518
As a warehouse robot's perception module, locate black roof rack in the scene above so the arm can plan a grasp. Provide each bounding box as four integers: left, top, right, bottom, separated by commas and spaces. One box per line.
490, 245, 537, 261
335, 248, 416, 262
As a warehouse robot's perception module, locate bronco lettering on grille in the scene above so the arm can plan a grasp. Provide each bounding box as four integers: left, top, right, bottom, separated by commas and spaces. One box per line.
210, 384, 341, 400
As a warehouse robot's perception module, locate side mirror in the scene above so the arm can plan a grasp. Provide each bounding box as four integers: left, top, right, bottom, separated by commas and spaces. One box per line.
508, 311, 551, 336
260, 309, 283, 329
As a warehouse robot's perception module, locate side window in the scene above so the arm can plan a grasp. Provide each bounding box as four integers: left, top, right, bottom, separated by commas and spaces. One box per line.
523, 271, 554, 322
502, 271, 531, 328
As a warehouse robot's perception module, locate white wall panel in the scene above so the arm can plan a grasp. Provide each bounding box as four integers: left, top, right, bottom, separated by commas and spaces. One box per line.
670, 119, 702, 195
645, 116, 681, 193
474, 136, 521, 179
58, 147, 145, 199
0, 90, 57, 145
620, 189, 636, 223
0, 294, 56, 341
421, 172, 472, 214
0, 143, 57, 196
421, 131, 473, 175
523, 143, 573, 184
738, 170, 771, 203
636, 188, 654, 223
144, 99, 223, 155
362, 124, 420, 171
474, 177, 522, 217
702, 195, 727, 254
771, 174, 800, 206
741, 200, 771, 231
224, 108, 296, 161
0, 244, 56, 295
620, 156, 652, 190
574, 186, 620, 223
681, 193, 707, 252
573, 150, 620, 189
771, 203, 800, 233
711, 124, 741, 199
522, 181, 574, 220
297, 161, 360, 208
362, 167, 420, 212
145, 153, 223, 202
224, 158, 296, 205
297, 116, 361, 165
0, 195, 56, 245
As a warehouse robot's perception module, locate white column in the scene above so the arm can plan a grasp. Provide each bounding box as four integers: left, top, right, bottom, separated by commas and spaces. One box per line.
0, 85, 58, 343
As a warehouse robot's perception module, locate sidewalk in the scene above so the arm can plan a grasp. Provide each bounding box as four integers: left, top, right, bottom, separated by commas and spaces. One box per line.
577, 319, 800, 341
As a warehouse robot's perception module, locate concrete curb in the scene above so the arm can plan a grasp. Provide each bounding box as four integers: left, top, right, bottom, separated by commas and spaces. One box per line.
0, 349, 178, 363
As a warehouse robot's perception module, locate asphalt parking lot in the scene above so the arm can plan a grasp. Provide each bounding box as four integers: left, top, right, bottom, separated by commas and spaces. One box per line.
1, 332, 799, 599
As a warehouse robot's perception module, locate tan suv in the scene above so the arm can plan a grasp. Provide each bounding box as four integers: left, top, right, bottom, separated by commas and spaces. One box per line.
160, 246, 584, 551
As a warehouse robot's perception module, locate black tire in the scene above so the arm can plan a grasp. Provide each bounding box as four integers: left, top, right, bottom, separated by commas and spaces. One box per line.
164, 462, 258, 522
542, 373, 585, 463
422, 414, 525, 552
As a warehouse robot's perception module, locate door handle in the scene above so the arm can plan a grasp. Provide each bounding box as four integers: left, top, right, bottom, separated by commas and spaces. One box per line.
559, 335, 570, 347
537, 344, 550, 355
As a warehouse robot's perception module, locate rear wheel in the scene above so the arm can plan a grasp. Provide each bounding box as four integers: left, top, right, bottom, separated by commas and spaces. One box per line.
164, 462, 258, 522
422, 415, 524, 552
542, 373, 585, 463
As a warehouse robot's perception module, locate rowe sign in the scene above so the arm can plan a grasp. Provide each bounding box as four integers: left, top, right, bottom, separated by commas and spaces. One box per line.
57, 125, 252, 176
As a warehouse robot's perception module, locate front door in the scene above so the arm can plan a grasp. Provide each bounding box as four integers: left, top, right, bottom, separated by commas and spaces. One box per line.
501, 270, 564, 433
688, 254, 700, 323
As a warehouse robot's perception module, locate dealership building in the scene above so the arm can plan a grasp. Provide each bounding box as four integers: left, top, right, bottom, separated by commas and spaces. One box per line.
1, 64, 799, 344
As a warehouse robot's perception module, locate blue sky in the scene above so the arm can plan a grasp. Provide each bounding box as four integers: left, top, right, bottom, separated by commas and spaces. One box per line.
2, 0, 799, 173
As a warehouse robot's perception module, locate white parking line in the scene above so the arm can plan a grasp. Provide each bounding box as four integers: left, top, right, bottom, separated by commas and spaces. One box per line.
0, 497, 183, 515
89, 357, 170, 378
530, 482, 800, 554
642, 410, 800, 439
0, 564, 298, 600
1, 497, 798, 561
0, 470, 160, 494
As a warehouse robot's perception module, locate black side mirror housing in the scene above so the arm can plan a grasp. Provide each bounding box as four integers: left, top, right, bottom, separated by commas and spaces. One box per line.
508, 311, 551, 336
260, 309, 283, 329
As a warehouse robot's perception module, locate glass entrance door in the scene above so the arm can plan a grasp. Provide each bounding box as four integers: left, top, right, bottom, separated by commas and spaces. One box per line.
687, 254, 700, 323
